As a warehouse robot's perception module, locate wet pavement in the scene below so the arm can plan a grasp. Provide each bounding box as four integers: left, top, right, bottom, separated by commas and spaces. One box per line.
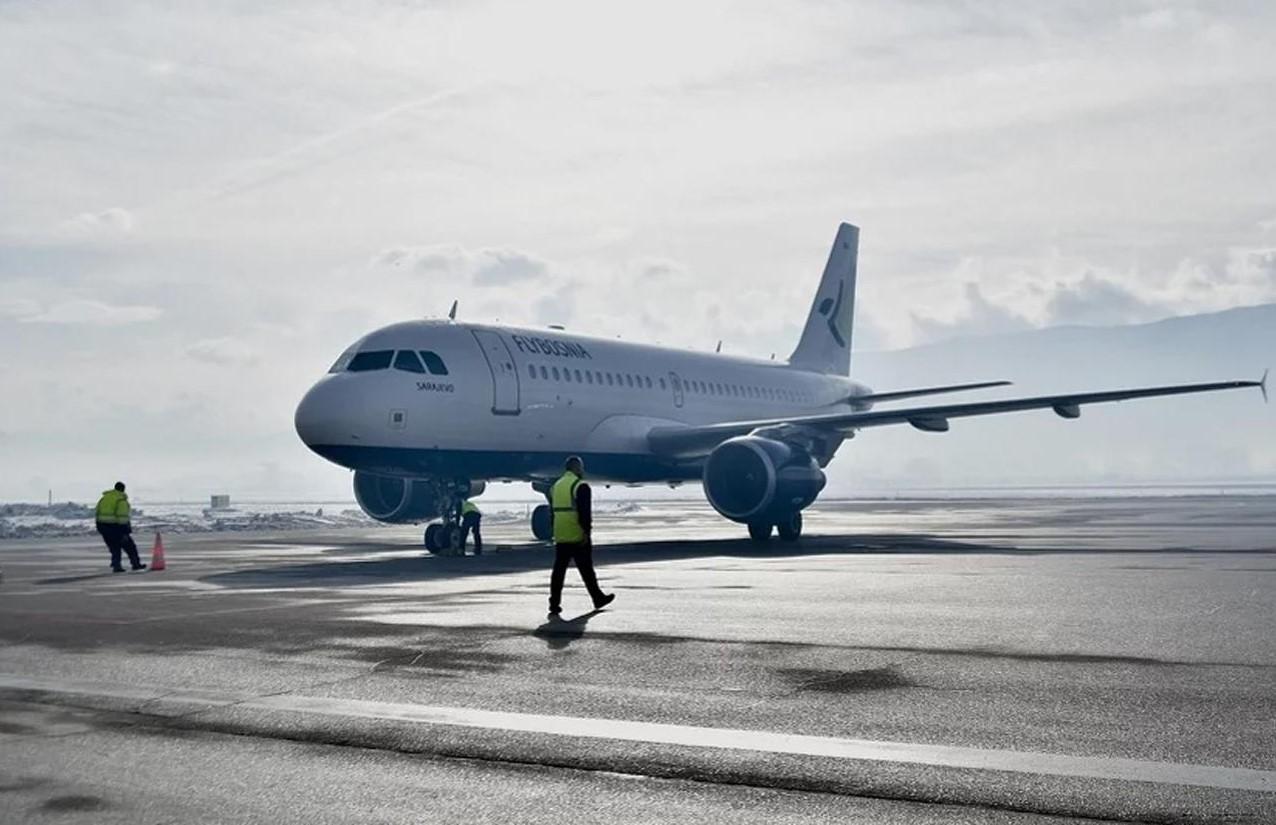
1, 496, 1274, 823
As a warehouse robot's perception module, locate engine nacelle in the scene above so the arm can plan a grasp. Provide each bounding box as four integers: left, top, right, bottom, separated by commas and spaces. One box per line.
352, 474, 487, 524
702, 436, 826, 523
353, 473, 440, 523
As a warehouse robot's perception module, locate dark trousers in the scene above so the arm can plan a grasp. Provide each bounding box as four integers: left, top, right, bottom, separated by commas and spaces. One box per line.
549, 541, 605, 610
461, 512, 482, 553
97, 523, 142, 570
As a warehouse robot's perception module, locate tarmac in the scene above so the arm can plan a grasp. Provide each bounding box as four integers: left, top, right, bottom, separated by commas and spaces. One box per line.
1, 496, 1273, 824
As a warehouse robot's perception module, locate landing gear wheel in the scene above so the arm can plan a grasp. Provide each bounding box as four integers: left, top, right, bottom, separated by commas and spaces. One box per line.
747, 521, 773, 542
531, 504, 552, 541
441, 523, 464, 555
776, 511, 803, 542
424, 523, 442, 553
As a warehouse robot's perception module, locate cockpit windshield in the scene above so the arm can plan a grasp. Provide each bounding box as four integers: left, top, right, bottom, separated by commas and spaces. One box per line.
393, 350, 426, 373
331, 347, 448, 375
327, 345, 358, 374
347, 350, 394, 372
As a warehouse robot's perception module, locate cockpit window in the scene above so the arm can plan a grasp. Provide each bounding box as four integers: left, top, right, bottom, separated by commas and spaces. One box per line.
419, 351, 449, 376
347, 350, 394, 372
328, 345, 358, 374
394, 350, 426, 374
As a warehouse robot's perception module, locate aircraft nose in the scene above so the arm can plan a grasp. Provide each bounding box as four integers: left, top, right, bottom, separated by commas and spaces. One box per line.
294, 379, 347, 448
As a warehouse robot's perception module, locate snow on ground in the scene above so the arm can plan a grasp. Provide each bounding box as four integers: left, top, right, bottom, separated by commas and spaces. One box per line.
0, 501, 379, 540
0, 500, 646, 540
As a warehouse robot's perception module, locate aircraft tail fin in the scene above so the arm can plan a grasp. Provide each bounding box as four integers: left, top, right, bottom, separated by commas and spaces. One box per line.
788, 223, 858, 375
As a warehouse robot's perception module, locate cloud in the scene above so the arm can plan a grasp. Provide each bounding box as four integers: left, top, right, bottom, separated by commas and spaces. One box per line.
19, 299, 162, 326
0, 298, 42, 319
533, 281, 577, 327
632, 258, 687, 281
371, 244, 548, 285
62, 207, 135, 235
1043, 273, 1169, 326
911, 283, 1033, 344
186, 337, 260, 366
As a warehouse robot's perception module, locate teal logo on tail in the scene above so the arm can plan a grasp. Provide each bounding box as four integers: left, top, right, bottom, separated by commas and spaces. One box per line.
817, 281, 847, 348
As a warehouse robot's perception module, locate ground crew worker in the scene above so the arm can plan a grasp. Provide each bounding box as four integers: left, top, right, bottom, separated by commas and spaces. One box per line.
95, 482, 146, 573
460, 499, 482, 555
548, 456, 614, 616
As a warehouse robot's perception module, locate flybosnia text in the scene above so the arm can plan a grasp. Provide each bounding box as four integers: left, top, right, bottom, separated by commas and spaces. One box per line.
509, 334, 592, 359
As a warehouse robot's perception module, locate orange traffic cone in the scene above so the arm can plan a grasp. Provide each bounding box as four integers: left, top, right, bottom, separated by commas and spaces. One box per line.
150, 532, 167, 571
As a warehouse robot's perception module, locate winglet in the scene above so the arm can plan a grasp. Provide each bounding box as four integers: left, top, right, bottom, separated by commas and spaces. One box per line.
1261, 368, 1269, 404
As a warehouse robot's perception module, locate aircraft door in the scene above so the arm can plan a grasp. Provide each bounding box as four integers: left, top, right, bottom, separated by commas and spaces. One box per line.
669, 372, 684, 408
471, 329, 521, 415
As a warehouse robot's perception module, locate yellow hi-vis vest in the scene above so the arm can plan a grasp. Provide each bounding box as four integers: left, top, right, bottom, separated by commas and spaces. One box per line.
550, 471, 585, 543
461, 500, 479, 516
95, 490, 130, 525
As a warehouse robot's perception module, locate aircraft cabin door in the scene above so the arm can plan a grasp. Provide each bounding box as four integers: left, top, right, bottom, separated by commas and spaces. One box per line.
471, 329, 521, 415
669, 371, 684, 408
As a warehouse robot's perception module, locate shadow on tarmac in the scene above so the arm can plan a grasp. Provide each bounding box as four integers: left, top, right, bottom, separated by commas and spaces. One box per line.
198, 530, 1274, 593
532, 609, 605, 651
35, 572, 125, 585
199, 533, 1003, 591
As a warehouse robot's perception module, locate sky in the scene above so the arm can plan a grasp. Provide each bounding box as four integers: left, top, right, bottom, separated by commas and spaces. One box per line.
2, 1, 1275, 502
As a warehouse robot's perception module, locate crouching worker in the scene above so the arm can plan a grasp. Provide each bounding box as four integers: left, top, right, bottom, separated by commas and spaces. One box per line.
95, 482, 146, 573
461, 499, 482, 555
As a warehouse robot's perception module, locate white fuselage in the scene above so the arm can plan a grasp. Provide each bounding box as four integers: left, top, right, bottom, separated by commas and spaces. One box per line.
295, 320, 869, 484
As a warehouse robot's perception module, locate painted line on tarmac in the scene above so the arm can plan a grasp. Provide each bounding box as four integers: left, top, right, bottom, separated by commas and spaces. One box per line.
1, 673, 1272, 793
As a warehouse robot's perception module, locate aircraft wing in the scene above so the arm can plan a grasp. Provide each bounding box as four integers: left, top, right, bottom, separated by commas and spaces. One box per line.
648, 376, 1266, 458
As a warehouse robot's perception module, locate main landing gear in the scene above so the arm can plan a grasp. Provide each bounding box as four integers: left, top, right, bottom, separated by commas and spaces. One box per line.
530, 504, 552, 541
747, 511, 803, 543
529, 480, 553, 542
423, 479, 470, 556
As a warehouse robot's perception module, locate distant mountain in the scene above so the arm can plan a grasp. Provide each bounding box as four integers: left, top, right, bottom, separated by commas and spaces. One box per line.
835, 304, 1275, 491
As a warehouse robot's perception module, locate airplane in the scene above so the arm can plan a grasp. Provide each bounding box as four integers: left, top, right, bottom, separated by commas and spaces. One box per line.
294, 223, 1267, 554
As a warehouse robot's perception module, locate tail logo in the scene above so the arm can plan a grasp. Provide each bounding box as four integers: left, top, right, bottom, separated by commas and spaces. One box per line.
817, 281, 847, 348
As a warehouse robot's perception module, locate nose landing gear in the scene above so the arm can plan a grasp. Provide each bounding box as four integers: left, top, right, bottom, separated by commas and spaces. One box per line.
422, 479, 471, 556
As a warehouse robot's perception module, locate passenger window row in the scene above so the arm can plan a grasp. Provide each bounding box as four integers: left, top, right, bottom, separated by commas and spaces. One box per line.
525, 363, 810, 404
685, 378, 809, 404
527, 364, 660, 390
346, 349, 449, 376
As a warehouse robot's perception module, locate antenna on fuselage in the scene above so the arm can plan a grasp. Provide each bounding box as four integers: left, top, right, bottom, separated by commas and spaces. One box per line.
447, 300, 458, 322
715, 340, 722, 353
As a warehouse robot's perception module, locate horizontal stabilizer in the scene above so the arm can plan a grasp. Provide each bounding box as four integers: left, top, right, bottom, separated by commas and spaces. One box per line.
852, 380, 1011, 406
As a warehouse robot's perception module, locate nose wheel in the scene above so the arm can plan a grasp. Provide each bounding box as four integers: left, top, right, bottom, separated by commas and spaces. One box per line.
425, 522, 464, 555
423, 479, 470, 556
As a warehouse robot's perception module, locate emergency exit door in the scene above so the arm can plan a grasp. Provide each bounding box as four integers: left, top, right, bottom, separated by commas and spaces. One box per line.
471, 329, 521, 415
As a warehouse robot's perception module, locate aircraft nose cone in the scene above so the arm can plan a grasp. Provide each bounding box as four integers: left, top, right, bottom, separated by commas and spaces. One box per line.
295, 380, 342, 449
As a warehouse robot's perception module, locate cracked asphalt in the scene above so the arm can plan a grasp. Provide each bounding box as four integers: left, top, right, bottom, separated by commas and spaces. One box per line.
1, 496, 1274, 823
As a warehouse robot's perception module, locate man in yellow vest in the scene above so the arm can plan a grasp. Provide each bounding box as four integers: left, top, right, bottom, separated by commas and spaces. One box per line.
460, 499, 482, 555
548, 456, 614, 616
95, 481, 146, 573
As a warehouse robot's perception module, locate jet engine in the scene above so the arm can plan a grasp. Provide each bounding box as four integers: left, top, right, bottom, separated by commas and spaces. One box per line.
352, 473, 488, 523
702, 436, 826, 523
353, 472, 440, 523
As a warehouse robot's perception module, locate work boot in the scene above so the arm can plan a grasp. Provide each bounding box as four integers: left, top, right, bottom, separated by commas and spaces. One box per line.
131, 563, 148, 571
547, 605, 561, 617
111, 566, 125, 573
593, 593, 615, 610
